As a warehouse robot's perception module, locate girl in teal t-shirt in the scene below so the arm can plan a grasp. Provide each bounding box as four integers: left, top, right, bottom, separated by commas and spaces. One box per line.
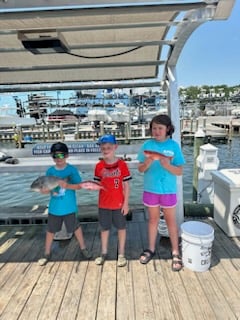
137, 115, 185, 271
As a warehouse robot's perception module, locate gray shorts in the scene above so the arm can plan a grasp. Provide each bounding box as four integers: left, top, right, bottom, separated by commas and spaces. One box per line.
47, 213, 79, 233
98, 208, 126, 231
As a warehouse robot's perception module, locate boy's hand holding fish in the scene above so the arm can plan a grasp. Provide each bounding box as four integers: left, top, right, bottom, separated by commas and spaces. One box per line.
58, 180, 105, 191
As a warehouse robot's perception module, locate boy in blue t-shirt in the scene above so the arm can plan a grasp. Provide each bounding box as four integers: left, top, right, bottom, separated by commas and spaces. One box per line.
38, 142, 91, 266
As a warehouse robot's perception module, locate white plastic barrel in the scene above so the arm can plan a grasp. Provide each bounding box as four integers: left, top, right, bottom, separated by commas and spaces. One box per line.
181, 221, 214, 272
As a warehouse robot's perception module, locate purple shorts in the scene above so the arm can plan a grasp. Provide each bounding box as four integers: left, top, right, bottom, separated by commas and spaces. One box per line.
143, 191, 177, 208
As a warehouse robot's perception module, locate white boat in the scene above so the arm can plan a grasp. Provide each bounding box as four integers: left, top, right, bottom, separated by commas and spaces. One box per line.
0, 106, 36, 128
142, 106, 168, 122
87, 104, 112, 123
231, 108, 240, 116
110, 103, 131, 123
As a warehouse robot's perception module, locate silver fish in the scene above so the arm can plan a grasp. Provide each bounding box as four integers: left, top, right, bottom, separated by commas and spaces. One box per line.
30, 176, 61, 192
79, 180, 105, 191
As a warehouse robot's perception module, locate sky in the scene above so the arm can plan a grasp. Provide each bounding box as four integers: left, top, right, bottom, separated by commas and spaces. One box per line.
177, 0, 240, 87
0, 0, 239, 108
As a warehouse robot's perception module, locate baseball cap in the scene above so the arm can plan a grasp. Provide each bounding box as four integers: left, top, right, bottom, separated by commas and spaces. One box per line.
97, 134, 117, 145
50, 142, 69, 154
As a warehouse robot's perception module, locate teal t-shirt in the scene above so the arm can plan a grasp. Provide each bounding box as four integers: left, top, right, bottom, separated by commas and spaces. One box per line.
46, 163, 82, 216
137, 138, 185, 194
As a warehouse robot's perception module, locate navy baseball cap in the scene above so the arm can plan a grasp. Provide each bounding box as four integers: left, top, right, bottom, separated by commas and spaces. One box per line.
50, 142, 69, 154
97, 134, 117, 145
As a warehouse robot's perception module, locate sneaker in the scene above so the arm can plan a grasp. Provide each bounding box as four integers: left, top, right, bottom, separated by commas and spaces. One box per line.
81, 248, 92, 259
38, 254, 50, 266
95, 254, 107, 265
117, 254, 127, 267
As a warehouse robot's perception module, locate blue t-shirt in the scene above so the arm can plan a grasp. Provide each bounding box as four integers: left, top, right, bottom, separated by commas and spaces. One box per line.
46, 163, 82, 216
137, 138, 185, 194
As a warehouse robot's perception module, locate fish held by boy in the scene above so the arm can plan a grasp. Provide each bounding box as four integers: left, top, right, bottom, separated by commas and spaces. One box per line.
30, 176, 62, 192
144, 150, 173, 160
79, 180, 105, 191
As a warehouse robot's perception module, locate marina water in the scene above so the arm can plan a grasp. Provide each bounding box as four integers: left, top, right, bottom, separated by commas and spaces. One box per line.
0, 137, 240, 212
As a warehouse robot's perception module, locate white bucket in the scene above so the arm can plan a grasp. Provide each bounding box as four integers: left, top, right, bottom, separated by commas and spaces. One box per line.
158, 212, 169, 237
181, 221, 214, 272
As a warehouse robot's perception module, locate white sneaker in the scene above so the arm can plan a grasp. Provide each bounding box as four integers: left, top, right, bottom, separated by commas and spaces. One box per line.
117, 254, 127, 267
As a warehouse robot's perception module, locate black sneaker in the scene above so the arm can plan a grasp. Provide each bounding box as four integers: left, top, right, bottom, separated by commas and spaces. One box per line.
81, 248, 92, 259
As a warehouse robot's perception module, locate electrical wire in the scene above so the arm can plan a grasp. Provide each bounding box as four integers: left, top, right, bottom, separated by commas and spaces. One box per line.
66, 46, 143, 59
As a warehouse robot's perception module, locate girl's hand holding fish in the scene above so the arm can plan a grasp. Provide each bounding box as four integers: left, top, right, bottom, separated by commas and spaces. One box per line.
144, 150, 162, 161
144, 150, 173, 161
159, 156, 171, 169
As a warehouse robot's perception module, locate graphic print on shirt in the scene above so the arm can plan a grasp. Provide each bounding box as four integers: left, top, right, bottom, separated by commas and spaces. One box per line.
52, 175, 71, 197
114, 178, 120, 189
95, 159, 132, 210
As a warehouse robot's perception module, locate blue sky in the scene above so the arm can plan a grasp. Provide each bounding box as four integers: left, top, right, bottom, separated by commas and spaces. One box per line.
177, 0, 240, 87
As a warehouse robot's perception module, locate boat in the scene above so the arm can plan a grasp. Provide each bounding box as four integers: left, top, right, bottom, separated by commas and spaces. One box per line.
110, 103, 131, 124
0, 105, 36, 128
231, 108, 240, 116
47, 109, 78, 123
87, 104, 112, 124
142, 106, 168, 122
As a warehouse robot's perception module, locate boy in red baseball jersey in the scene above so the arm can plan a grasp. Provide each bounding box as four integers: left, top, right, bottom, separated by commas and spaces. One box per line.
94, 134, 132, 267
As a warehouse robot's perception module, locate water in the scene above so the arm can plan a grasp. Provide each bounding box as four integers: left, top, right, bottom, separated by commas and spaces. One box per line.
0, 137, 240, 209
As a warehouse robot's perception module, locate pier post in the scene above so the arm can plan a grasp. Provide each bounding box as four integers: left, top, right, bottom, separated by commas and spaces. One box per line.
75, 122, 79, 140
59, 123, 64, 140
41, 123, 46, 142
180, 118, 183, 132
124, 122, 130, 144
202, 117, 207, 132
141, 124, 146, 137
190, 118, 193, 133
228, 117, 233, 142
47, 124, 50, 140
100, 121, 104, 136
192, 127, 205, 202
195, 118, 199, 131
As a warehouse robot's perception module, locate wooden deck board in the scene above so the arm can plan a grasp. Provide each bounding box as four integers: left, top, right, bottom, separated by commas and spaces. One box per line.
0, 216, 239, 320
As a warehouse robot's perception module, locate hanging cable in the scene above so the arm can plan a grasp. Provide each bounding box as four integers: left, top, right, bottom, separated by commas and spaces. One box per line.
66, 46, 143, 59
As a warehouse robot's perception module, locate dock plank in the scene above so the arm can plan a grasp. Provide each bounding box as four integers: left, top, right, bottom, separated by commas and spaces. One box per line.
0, 262, 44, 320
76, 262, 102, 320
0, 218, 240, 320
116, 264, 135, 320
196, 270, 236, 320
180, 268, 216, 320
96, 261, 117, 320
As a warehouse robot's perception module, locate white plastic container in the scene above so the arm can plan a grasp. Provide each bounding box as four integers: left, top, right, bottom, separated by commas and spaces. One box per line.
158, 212, 169, 237
211, 169, 240, 237
181, 221, 214, 272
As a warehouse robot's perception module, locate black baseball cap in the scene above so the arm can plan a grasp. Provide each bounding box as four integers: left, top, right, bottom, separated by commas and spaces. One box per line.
50, 142, 68, 154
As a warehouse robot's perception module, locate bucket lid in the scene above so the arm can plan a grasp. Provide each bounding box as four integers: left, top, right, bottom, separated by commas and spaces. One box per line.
181, 221, 214, 238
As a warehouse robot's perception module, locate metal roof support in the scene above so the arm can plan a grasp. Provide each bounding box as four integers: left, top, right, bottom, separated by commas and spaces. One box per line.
167, 65, 184, 226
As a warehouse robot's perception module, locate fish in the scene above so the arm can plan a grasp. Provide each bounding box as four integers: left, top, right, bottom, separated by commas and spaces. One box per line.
79, 180, 105, 191
30, 176, 61, 192
144, 150, 173, 160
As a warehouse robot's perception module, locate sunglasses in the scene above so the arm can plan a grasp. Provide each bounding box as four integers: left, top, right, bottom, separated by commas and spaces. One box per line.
52, 153, 66, 159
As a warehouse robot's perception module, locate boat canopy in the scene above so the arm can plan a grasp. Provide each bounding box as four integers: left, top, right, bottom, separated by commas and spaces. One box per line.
0, 0, 235, 92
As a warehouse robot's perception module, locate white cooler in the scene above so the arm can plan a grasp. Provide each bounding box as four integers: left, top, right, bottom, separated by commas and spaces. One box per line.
211, 169, 240, 237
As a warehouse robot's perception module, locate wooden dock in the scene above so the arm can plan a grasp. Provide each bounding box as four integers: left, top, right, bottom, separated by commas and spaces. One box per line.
0, 211, 240, 320
0, 116, 236, 146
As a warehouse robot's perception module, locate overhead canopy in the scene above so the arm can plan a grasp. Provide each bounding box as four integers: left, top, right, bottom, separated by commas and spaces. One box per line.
0, 0, 235, 92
